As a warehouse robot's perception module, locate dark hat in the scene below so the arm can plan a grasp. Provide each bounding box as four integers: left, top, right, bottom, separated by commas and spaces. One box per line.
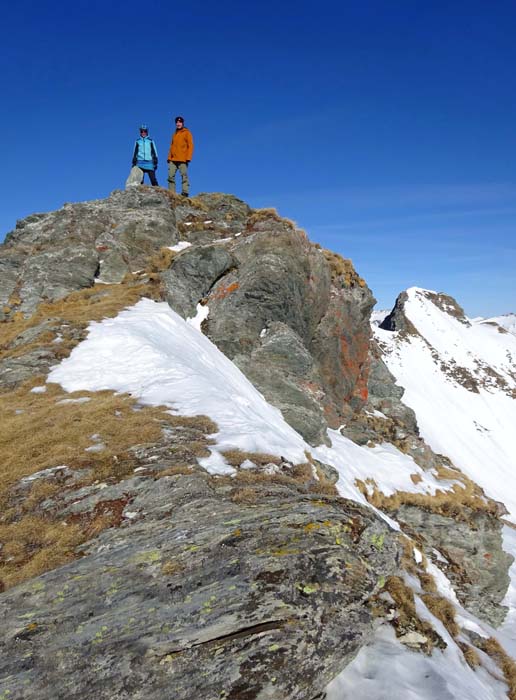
175, 116, 185, 123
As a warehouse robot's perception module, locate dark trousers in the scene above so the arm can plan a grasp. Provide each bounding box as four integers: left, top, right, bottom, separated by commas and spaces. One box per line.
141, 168, 159, 186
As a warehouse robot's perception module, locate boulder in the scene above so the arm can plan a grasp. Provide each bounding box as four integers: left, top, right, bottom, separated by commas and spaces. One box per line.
125, 166, 143, 188
0, 471, 400, 700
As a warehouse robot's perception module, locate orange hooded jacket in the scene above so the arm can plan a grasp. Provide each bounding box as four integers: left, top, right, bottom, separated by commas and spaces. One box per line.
167, 127, 194, 162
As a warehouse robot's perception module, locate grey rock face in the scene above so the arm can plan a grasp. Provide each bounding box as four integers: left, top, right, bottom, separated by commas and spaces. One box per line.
379, 291, 415, 334
234, 323, 327, 445
0, 471, 399, 700
175, 192, 251, 243
18, 245, 100, 312
395, 504, 513, 627
1, 188, 178, 315
163, 244, 236, 319
160, 204, 375, 446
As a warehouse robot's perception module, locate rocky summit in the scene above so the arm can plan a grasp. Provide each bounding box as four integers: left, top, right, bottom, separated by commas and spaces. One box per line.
1, 188, 515, 700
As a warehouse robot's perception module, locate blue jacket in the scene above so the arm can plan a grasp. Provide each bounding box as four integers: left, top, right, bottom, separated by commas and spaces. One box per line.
132, 136, 158, 170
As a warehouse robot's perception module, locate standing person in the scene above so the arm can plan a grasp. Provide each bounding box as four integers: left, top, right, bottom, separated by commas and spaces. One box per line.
132, 125, 159, 186
167, 116, 194, 197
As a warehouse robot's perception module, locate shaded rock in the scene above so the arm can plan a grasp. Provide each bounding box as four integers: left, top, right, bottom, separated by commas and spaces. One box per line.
0, 471, 400, 700
163, 244, 236, 319
234, 323, 328, 445
395, 504, 513, 627
379, 291, 417, 334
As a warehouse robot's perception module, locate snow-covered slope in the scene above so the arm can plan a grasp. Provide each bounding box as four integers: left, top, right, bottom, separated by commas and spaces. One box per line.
47, 298, 446, 510
375, 287, 516, 521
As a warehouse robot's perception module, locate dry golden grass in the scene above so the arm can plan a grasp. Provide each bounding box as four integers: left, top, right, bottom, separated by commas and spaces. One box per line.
161, 560, 185, 576
166, 190, 208, 211
321, 249, 366, 288
0, 278, 162, 363
223, 456, 338, 498
246, 208, 296, 231
383, 575, 442, 654
0, 378, 217, 589
418, 572, 438, 593
399, 535, 420, 576
0, 516, 85, 590
230, 486, 259, 504
146, 247, 177, 272
221, 449, 281, 468
474, 637, 516, 700
457, 642, 481, 669
355, 468, 498, 524
0, 379, 183, 492
421, 592, 460, 637
156, 465, 196, 478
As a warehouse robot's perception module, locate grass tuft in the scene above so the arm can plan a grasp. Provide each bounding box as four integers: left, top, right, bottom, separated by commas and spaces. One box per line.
355, 467, 499, 524
0, 379, 217, 589
421, 592, 460, 638
146, 247, 177, 272
474, 637, 516, 700
321, 249, 366, 288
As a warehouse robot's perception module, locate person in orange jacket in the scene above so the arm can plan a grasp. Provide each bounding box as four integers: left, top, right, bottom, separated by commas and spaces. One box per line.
167, 116, 194, 197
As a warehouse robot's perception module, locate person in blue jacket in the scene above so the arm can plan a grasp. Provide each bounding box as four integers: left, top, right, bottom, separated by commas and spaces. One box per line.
132, 125, 159, 186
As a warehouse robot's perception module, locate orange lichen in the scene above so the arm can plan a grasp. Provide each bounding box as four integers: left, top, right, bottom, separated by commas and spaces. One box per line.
211, 282, 240, 301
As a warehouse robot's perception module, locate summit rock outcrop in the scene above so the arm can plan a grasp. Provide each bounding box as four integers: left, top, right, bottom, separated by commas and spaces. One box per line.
1, 188, 374, 445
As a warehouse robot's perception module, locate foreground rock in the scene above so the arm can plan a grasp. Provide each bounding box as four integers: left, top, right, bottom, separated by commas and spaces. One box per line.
0, 469, 399, 700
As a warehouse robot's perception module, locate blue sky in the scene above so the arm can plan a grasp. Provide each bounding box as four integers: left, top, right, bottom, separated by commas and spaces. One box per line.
1, 0, 515, 316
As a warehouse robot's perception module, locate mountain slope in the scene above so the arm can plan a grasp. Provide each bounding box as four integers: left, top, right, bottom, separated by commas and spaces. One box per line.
1, 191, 515, 700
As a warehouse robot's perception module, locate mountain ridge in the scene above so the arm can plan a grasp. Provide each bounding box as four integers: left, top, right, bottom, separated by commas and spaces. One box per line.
1, 188, 515, 700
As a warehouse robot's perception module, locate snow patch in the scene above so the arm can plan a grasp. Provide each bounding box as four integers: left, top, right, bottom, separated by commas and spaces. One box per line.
168, 241, 192, 253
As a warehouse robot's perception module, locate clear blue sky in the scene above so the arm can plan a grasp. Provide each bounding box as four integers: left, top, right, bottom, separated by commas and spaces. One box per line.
1, 0, 515, 316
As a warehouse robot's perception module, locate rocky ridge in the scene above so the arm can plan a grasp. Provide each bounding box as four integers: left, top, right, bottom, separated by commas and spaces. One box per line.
0, 189, 514, 699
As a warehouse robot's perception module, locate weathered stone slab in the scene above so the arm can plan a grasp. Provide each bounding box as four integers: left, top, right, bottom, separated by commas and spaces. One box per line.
0, 472, 400, 700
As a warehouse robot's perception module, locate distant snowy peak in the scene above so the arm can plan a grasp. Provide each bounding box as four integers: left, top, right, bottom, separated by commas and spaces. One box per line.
375, 286, 516, 520
370, 309, 389, 326
475, 313, 516, 336
380, 287, 469, 334
377, 286, 516, 397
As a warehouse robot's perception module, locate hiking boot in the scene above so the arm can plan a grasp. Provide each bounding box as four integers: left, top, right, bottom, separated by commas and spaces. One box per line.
181, 192, 189, 198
